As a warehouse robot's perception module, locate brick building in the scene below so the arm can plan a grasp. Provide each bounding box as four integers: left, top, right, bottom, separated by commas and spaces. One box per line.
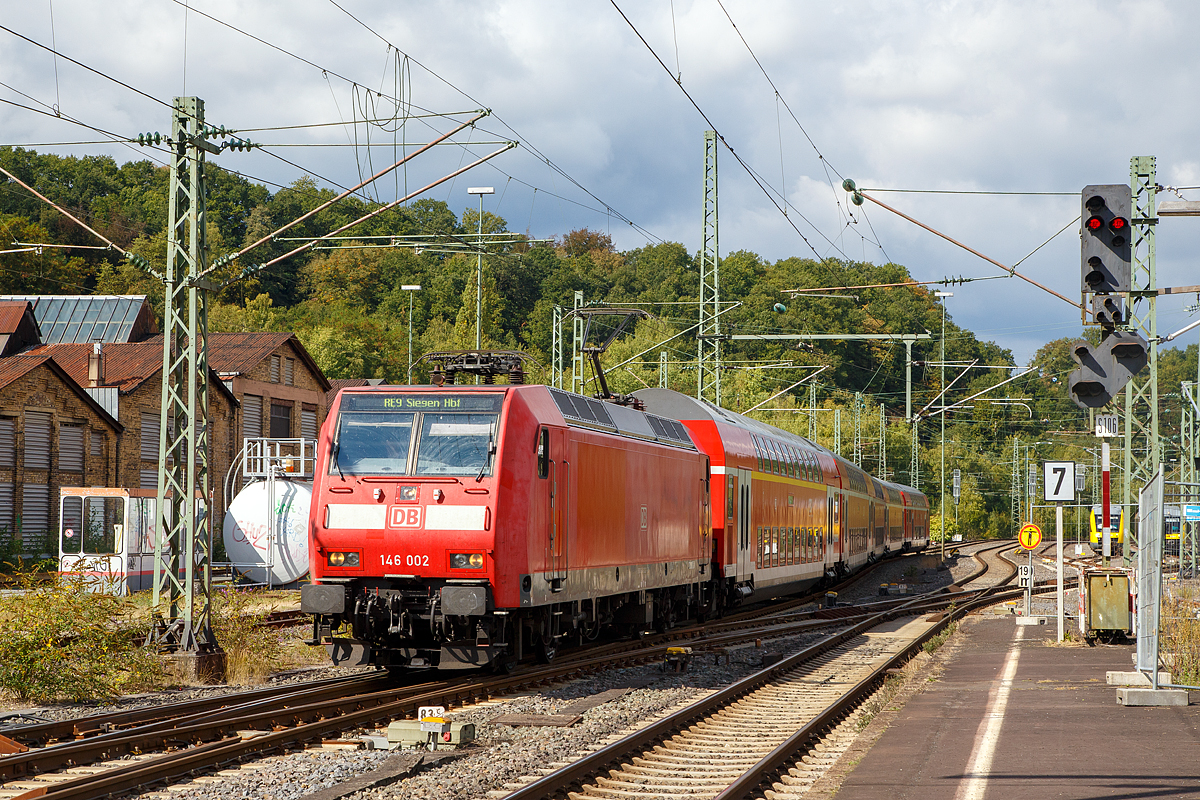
0, 296, 337, 557
0, 352, 122, 553
201, 332, 332, 458
37, 342, 239, 504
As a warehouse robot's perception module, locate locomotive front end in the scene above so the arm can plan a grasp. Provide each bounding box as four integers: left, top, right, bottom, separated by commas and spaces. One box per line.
302, 388, 508, 669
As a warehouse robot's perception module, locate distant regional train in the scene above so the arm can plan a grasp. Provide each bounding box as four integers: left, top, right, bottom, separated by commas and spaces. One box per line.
301, 381, 929, 671
1088, 504, 1126, 551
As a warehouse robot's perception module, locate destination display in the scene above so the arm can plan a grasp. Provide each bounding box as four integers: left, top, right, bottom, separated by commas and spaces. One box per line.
341, 393, 504, 413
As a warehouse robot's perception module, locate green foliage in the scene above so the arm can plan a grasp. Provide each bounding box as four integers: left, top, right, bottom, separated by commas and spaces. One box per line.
208, 589, 286, 685
923, 620, 958, 655
0, 575, 162, 702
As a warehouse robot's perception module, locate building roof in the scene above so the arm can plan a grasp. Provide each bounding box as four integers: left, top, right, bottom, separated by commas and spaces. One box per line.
0, 301, 42, 356
0, 295, 157, 344
193, 332, 331, 392
0, 353, 122, 431
33, 342, 237, 405
327, 377, 388, 407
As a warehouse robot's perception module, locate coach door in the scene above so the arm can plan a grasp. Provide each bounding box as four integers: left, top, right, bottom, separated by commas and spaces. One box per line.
546, 428, 569, 591
736, 468, 753, 581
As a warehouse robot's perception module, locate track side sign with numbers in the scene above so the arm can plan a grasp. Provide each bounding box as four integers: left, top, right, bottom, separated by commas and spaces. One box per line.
1043, 461, 1076, 502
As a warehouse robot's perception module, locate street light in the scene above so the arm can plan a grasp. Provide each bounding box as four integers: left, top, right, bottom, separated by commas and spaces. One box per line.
466, 187, 494, 355
402, 284, 421, 384
934, 290, 953, 560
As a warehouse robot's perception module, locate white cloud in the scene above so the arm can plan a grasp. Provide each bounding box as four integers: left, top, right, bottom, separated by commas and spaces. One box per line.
2, 0, 1200, 364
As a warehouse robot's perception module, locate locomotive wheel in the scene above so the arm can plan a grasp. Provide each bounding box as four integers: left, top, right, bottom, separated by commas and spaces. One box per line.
536, 639, 557, 663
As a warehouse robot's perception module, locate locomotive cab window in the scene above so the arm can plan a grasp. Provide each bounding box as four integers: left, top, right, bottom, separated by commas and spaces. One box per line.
330, 393, 502, 477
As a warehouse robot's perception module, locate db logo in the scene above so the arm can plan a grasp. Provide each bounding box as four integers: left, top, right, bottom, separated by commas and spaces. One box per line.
390, 507, 423, 528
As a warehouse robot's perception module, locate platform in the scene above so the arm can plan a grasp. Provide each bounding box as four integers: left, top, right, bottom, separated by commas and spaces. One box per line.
832, 614, 1200, 799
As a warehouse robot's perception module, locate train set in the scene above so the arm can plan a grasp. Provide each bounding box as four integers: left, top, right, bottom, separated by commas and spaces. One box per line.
300, 368, 929, 671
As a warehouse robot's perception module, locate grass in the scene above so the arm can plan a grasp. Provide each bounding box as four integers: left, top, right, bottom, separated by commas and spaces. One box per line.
0, 579, 326, 703
1160, 586, 1200, 686
923, 620, 958, 655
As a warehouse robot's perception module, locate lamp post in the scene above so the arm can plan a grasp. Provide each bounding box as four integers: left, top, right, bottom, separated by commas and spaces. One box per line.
934, 290, 953, 560
402, 284, 421, 384
466, 187, 494, 354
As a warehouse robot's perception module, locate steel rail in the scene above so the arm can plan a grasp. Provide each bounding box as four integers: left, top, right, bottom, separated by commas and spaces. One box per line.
504, 574, 1051, 800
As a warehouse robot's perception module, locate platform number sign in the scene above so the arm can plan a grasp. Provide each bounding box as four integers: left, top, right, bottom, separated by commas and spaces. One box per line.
1043, 461, 1076, 502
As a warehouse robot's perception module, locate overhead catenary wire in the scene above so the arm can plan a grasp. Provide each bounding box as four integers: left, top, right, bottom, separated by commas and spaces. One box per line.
608, 0, 841, 261
222, 111, 488, 271
853, 189, 1083, 311
166, 0, 658, 244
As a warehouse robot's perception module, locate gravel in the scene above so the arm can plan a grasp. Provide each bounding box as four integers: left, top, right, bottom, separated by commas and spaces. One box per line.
0, 663, 378, 728
125, 627, 836, 800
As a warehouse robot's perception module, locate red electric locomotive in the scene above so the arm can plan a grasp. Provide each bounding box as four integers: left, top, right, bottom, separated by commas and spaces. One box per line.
302, 381, 710, 670
302, 373, 928, 671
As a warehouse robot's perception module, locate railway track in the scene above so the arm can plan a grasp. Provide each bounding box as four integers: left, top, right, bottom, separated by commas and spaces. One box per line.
0, 543, 1014, 799
499, 578, 1047, 799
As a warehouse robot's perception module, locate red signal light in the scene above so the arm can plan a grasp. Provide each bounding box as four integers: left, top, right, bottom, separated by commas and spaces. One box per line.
1109, 216, 1128, 232
1086, 216, 1104, 232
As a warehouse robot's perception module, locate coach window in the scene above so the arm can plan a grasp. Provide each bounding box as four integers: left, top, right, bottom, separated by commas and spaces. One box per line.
787, 446, 798, 479
726, 476, 735, 521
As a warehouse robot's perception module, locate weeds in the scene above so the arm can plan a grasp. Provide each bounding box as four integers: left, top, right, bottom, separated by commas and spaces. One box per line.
1160, 587, 1200, 686
208, 588, 293, 685
0, 574, 162, 703
856, 674, 903, 731
923, 621, 958, 655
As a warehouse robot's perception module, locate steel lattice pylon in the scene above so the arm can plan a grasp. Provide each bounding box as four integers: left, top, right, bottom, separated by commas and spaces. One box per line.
152, 97, 217, 655
909, 418, 919, 490
1011, 437, 1021, 531
1183, 381, 1199, 576
1122, 156, 1161, 560
852, 392, 863, 467
697, 131, 721, 405
571, 291, 585, 394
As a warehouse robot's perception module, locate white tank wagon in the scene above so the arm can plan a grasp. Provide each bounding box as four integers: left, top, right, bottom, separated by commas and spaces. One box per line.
222, 479, 311, 586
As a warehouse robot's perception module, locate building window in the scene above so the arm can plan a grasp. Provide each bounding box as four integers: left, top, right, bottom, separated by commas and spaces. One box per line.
59, 423, 84, 473
270, 403, 292, 438
0, 417, 15, 469
284, 357, 295, 386
242, 394, 262, 440
141, 412, 161, 461
270, 354, 281, 383
21, 483, 50, 551
24, 411, 51, 470
90, 430, 103, 458
300, 405, 318, 440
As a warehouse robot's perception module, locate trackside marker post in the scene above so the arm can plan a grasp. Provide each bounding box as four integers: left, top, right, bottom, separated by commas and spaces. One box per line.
1018, 522, 1042, 618
1043, 460, 1075, 642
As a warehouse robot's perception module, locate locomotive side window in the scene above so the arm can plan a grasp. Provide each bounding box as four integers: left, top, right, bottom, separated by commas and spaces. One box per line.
538, 427, 550, 478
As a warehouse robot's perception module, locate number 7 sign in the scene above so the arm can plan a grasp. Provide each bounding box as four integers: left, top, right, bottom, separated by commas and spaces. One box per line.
1042, 461, 1076, 502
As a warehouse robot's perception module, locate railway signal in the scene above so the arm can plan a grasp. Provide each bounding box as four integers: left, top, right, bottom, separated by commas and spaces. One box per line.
1081, 184, 1132, 295
1067, 331, 1149, 409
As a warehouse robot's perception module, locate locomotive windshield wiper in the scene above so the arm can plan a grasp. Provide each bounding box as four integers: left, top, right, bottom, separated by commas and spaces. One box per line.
476, 430, 495, 482
333, 439, 345, 480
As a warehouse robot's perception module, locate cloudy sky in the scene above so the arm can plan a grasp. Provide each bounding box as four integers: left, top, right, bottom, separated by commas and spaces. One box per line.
3, 0, 1199, 366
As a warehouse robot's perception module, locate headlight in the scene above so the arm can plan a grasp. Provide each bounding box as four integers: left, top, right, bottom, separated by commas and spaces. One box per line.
450, 553, 484, 569
399, 485, 417, 501
327, 552, 359, 567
